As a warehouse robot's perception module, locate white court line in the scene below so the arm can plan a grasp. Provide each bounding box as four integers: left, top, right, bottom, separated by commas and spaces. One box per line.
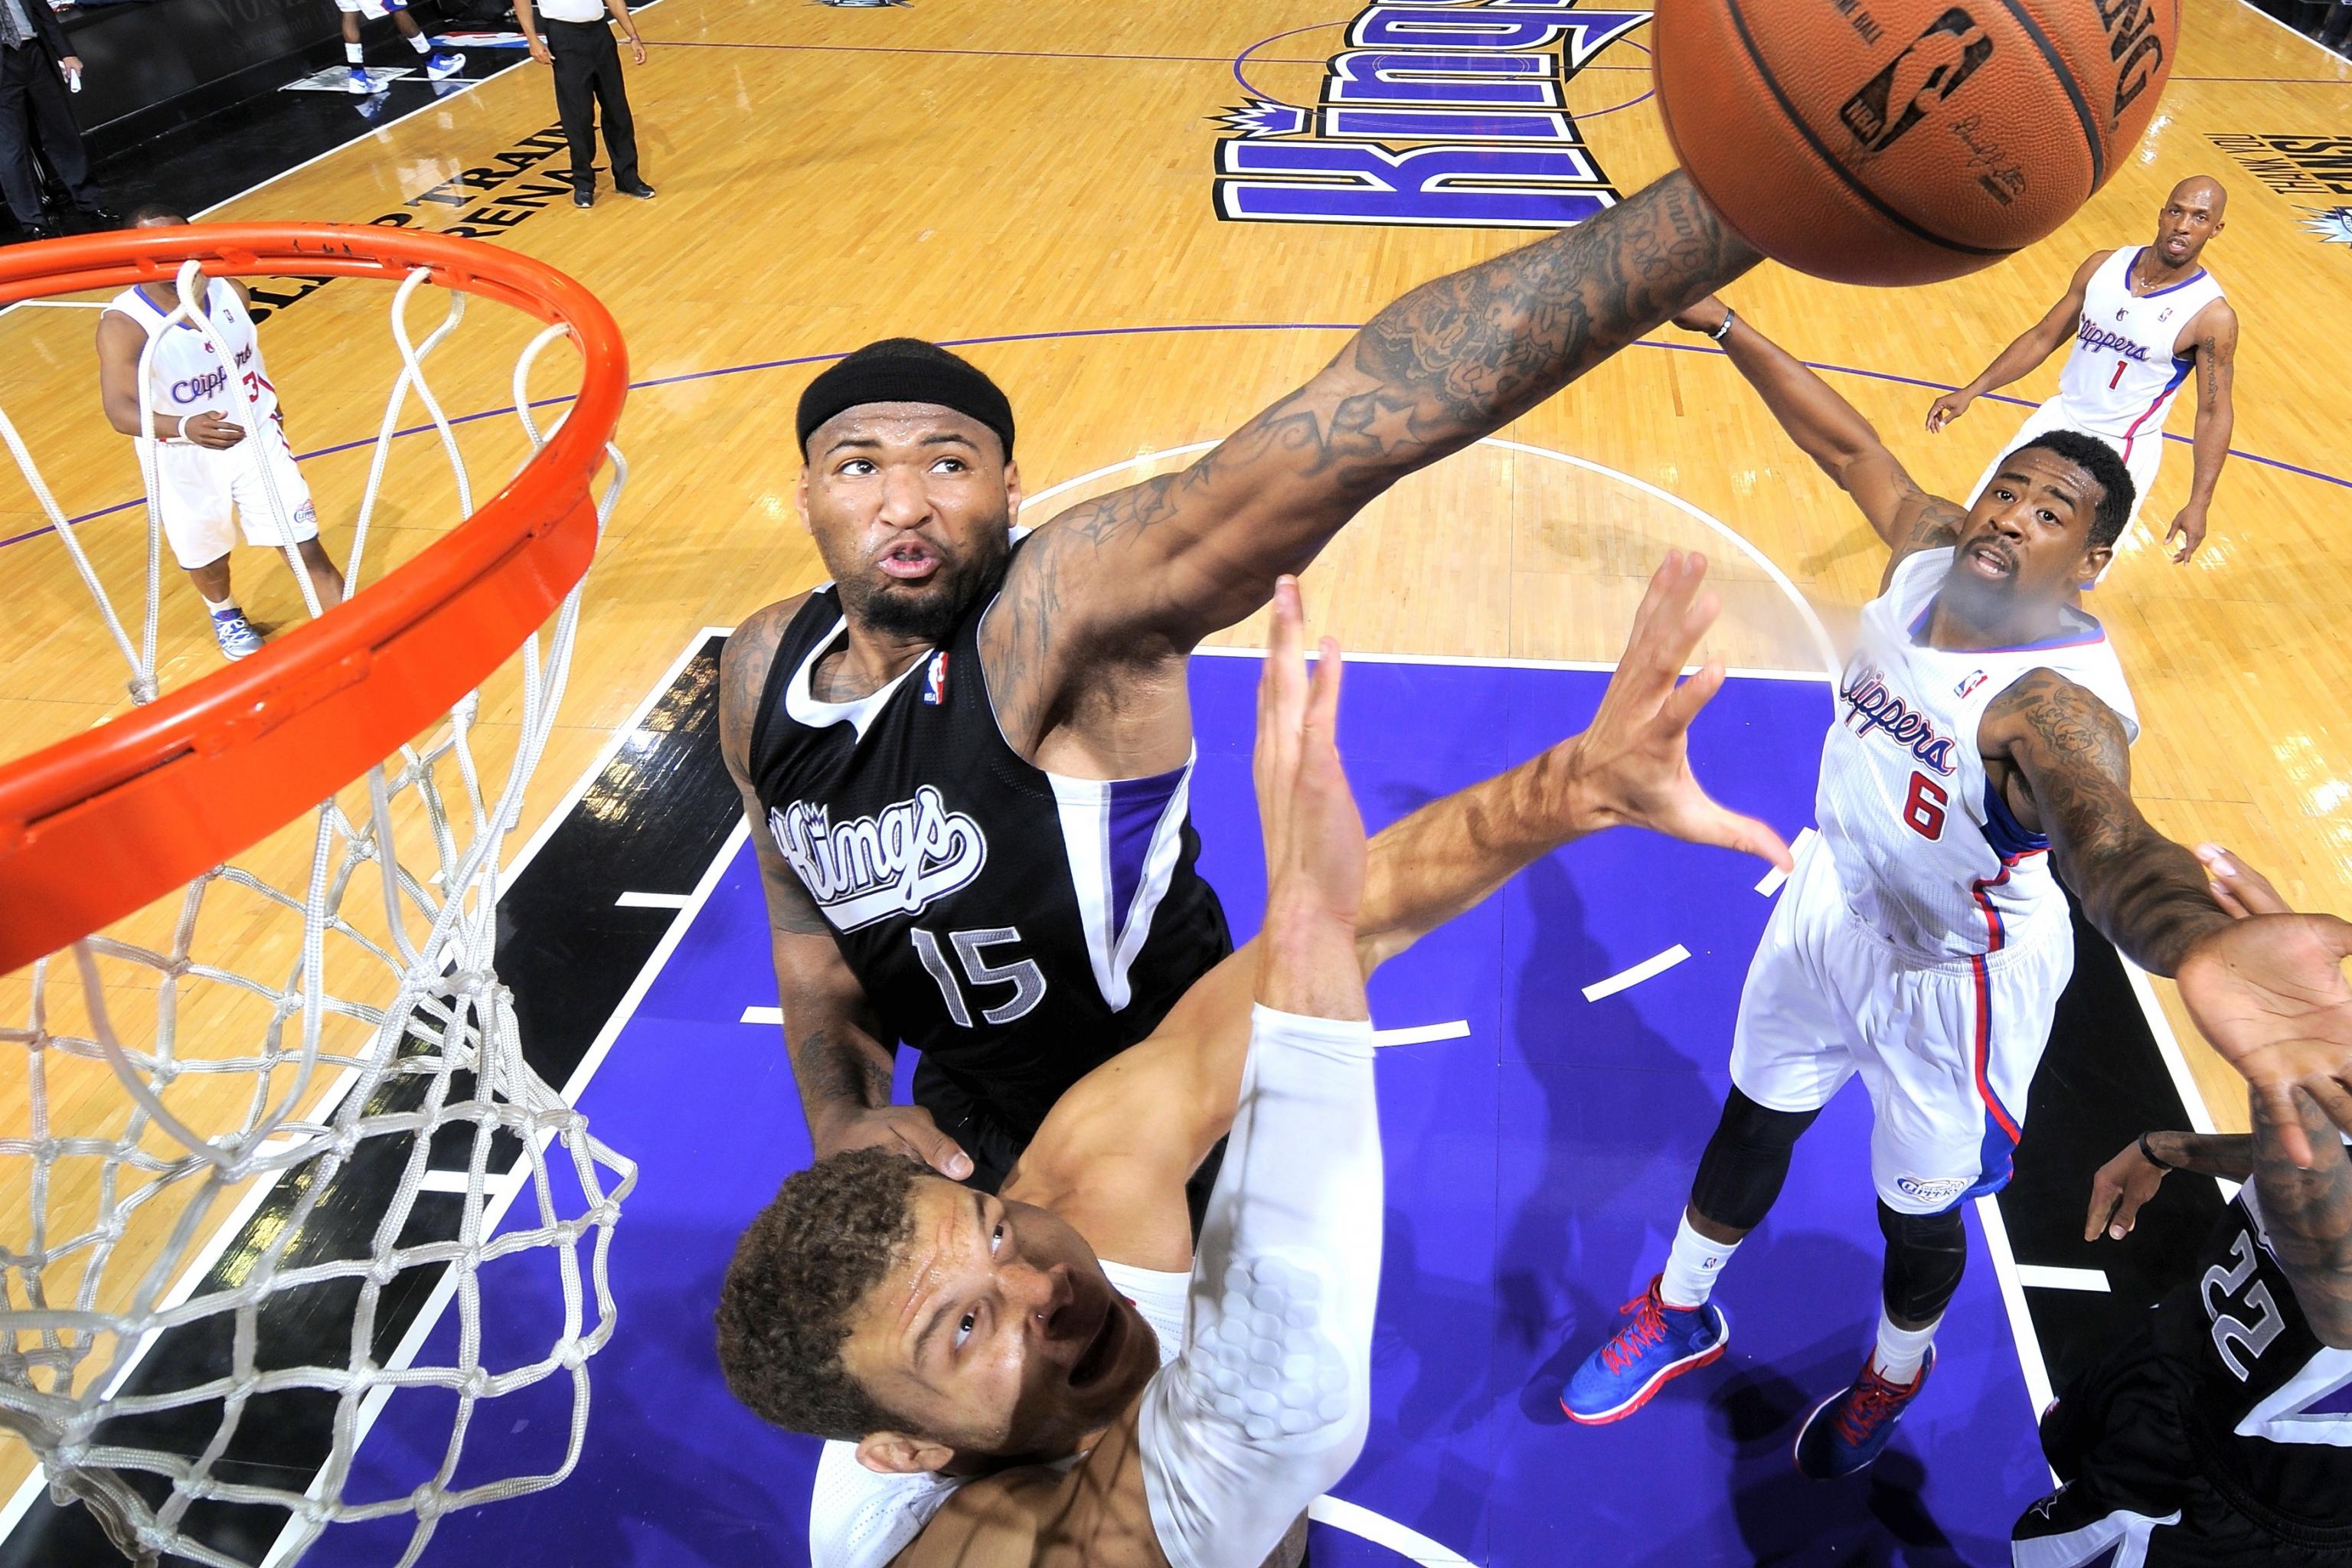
740, 1004, 783, 1027
1193, 643, 1828, 682
1975, 1191, 2058, 1473
2014, 1265, 2112, 1294
1373, 1020, 1471, 1048
616, 890, 694, 909
1581, 945, 1690, 1002
1754, 826, 1818, 895
414, 1168, 526, 1197
1310, 1495, 1475, 1566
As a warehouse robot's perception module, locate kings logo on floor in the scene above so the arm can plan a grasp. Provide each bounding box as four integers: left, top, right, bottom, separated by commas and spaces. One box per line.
1213, 3, 1649, 230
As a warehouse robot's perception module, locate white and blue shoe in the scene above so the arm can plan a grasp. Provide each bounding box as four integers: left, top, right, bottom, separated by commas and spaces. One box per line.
1560, 1274, 1730, 1425
345, 66, 374, 94
424, 49, 466, 80
211, 609, 263, 661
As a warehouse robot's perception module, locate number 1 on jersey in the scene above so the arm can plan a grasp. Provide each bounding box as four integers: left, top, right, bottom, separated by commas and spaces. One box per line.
1903, 772, 1949, 840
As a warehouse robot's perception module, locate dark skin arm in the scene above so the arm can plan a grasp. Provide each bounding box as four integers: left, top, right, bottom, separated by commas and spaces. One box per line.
985, 172, 1759, 756
2165, 299, 2238, 564
1923, 250, 2105, 431
94, 280, 257, 449
1669, 296, 1958, 592
717, 599, 974, 1178
1978, 669, 2228, 979
2252, 1089, 2352, 1350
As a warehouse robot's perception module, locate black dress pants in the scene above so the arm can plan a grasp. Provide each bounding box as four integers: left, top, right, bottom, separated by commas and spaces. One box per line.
542, 18, 638, 191
0, 41, 95, 228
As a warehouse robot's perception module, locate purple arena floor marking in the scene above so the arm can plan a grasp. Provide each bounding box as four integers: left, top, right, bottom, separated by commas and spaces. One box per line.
329, 655, 2039, 1567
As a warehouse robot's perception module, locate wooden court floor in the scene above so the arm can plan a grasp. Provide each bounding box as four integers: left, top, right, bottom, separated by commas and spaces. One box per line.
2, 0, 2350, 1508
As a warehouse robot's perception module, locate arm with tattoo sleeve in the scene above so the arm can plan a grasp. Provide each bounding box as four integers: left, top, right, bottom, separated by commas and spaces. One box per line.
717, 603, 972, 1178
1980, 670, 2229, 977
2252, 1089, 2352, 1349
987, 173, 1759, 727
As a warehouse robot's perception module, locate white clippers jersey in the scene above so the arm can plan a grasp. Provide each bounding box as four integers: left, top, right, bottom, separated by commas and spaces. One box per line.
2056, 247, 2223, 452
1816, 548, 2138, 963
105, 279, 279, 430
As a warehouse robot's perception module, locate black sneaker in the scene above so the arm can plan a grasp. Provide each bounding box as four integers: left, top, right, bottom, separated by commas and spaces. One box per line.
573, 188, 594, 208
617, 181, 656, 200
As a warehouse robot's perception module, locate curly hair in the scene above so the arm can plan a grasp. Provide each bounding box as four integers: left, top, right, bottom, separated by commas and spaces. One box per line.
715, 1146, 927, 1442
2006, 431, 2136, 549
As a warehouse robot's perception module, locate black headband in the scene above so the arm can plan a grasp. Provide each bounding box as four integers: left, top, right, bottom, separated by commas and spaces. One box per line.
795, 341, 1015, 460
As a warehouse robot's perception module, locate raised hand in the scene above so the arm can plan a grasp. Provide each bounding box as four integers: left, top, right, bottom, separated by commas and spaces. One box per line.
1254, 576, 1364, 933
2178, 910, 2352, 1167
2198, 841, 2290, 920
1560, 551, 1793, 872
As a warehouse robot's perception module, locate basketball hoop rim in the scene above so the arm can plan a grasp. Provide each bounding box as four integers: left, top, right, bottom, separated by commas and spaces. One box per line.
0, 223, 628, 976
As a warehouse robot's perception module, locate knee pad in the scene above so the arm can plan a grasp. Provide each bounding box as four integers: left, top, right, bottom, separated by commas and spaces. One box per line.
1690, 1089, 1822, 1232
1878, 1201, 1969, 1323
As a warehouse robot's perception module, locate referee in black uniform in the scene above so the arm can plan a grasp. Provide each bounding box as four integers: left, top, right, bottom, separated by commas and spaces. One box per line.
516, 0, 654, 208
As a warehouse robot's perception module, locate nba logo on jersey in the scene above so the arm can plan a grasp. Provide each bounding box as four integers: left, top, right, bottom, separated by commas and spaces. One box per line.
923, 652, 949, 706
1955, 670, 1988, 700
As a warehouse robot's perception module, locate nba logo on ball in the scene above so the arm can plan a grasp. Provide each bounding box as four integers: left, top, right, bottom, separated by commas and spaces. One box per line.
1836, 9, 1994, 155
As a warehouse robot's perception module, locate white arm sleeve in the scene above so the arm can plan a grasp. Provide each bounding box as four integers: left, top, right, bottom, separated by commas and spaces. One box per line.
1137, 1004, 1382, 1568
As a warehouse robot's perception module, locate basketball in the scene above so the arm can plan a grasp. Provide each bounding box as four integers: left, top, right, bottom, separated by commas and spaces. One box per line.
1652, 0, 2180, 286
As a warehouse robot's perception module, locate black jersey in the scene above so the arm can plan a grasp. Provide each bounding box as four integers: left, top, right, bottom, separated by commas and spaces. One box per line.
744, 570, 1232, 1150
2147, 1184, 2352, 1539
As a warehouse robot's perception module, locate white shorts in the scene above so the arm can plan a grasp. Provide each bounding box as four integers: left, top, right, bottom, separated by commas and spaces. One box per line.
335, 0, 394, 15
1971, 397, 2165, 537
148, 423, 319, 570
1730, 840, 2075, 1215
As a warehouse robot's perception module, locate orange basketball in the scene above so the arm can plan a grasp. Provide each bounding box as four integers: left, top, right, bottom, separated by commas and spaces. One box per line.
1652, 0, 2179, 286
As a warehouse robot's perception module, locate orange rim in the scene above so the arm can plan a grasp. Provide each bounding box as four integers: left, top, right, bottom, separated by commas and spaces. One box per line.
0, 224, 627, 975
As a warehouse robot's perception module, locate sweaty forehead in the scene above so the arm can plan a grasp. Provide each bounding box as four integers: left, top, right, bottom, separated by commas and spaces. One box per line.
1996, 452, 2098, 514
808, 403, 999, 459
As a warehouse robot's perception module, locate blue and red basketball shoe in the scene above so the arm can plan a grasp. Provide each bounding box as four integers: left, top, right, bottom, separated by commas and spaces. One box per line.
1792, 1347, 1934, 1479
1560, 1275, 1730, 1425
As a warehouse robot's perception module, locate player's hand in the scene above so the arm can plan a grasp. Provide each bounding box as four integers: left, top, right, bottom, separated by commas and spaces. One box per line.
1670, 296, 1730, 337
1254, 575, 1366, 938
2199, 842, 2290, 920
815, 1104, 973, 1181
2164, 503, 2208, 564
1925, 389, 1975, 433
1557, 550, 1793, 872
528, 34, 553, 64
58, 54, 81, 77
181, 410, 246, 449
2084, 1137, 2169, 1241
2178, 911, 2352, 1167
626, 33, 645, 64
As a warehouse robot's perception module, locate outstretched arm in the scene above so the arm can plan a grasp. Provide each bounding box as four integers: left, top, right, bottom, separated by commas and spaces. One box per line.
1925, 250, 2104, 432
1018, 555, 1791, 1251
1674, 296, 1957, 584
1986, 691, 2352, 1163
1981, 670, 2226, 978
2165, 300, 2238, 565
985, 172, 1758, 737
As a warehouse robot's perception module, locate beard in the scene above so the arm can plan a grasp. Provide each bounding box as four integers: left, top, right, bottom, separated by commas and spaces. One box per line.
838, 523, 1012, 646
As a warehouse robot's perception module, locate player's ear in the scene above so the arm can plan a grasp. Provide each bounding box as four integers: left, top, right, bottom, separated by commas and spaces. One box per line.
855, 1430, 956, 1476
2080, 540, 2113, 585
795, 463, 812, 535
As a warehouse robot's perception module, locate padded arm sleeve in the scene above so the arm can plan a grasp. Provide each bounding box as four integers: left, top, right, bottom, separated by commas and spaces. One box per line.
1137, 1005, 1381, 1568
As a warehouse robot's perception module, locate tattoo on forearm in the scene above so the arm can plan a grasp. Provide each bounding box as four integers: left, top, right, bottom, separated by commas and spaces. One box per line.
792, 1027, 892, 1113
2148, 1129, 2252, 1181
2250, 1091, 2352, 1344
1897, 493, 1965, 557
1989, 671, 2224, 975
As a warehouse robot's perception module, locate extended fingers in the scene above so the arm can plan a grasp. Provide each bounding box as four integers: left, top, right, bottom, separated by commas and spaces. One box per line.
1661, 655, 1728, 733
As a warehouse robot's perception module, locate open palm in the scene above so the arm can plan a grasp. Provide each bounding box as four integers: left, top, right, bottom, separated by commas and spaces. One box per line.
1563, 551, 1792, 873
2178, 912, 2352, 1165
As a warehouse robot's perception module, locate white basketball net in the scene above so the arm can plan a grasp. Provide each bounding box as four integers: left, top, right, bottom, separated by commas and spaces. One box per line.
0, 258, 635, 1567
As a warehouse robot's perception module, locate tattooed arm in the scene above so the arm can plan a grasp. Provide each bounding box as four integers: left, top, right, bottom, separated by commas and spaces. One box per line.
2164, 299, 2237, 565
717, 599, 973, 1178
2252, 1089, 2352, 1348
983, 172, 1758, 750
1981, 669, 2228, 978
1670, 296, 1959, 592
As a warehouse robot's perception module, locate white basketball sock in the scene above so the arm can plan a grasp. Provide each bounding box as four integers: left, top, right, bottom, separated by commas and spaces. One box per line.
1659, 1213, 1740, 1310
1872, 1310, 1940, 1385
345, 41, 364, 65
407, 30, 432, 54
202, 596, 235, 616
